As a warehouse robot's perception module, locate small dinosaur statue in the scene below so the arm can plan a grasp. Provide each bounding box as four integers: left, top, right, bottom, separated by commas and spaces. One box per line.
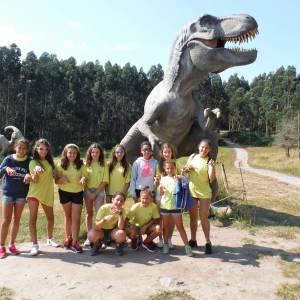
121, 14, 258, 162
0, 126, 24, 157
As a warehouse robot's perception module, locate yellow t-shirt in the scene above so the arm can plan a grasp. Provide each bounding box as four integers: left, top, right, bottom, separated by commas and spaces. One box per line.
84, 161, 109, 189
95, 203, 125, 230
127, 202, 160, 227
107, 162, 131, 195
187, 155, 212, 199
27, 160, 55, 207
56, 162, 84, 193
160, 175, 177, 210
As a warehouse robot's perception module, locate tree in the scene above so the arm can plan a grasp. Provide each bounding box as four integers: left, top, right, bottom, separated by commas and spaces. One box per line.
275, 117, 297, 158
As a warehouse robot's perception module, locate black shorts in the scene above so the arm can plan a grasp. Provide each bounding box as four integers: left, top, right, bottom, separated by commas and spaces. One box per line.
58, 189, 83, 205
102, 228, 113, 245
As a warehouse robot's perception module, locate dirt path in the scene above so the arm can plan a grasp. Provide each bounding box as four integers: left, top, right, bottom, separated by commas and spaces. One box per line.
225, 140, 300, 187
1, 226, 299, 300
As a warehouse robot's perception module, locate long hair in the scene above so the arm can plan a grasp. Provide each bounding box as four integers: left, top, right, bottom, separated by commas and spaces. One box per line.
158, 143, 176, 176
60, 143, 83, 170
32, 138, 55, 169
108, 144, 129, 177
85, 143, 105, 167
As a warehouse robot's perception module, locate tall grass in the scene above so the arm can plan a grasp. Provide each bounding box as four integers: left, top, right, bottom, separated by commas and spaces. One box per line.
247, 146, 300, 177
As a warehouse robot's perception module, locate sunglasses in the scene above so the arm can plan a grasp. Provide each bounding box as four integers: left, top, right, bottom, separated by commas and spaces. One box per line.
115, 150, 124, 155
142, 148, 152, 152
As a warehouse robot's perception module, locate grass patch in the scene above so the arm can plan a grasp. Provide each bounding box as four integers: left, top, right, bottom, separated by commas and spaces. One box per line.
148, 290, 194, 300
0, 287, 14, 300
247, 146, 300, 177
241, 237, 255, 245
278, 258, 300, 280
277, 283, 300, 300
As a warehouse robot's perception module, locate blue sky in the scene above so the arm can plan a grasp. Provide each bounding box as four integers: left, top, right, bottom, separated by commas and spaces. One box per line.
0, 0, 299, 83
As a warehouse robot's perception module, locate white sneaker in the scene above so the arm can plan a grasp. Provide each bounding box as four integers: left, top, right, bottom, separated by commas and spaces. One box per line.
83, 239, 91, 247
168, 239, 173, 249
30, 244, 39, 256
46, 238, 60, 248
158, 238, 163, 248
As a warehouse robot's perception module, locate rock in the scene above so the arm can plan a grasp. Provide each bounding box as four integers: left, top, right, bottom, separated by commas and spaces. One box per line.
159, 277, 175, 288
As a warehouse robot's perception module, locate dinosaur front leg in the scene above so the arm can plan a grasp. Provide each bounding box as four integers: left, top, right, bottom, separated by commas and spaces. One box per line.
138, 117, 162, 155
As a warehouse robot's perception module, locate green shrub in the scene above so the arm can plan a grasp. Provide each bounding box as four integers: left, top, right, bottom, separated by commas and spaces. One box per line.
227, 130, 273, 146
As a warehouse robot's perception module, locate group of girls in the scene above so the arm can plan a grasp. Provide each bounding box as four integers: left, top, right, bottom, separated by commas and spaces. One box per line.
0, 137, 216, 258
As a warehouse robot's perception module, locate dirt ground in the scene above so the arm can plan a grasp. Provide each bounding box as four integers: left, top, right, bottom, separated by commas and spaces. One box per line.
1, 224, 299, 300
1, 146, 300, 300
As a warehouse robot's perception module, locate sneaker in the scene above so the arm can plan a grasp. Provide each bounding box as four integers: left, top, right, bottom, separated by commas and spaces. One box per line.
91, 244, 100, 256
142, 241, 155, 253
30, 244, 39, 256
205, 242, 212, 254
131, 237, 138, 250
188, 239, 198, 248
101, 242, 107, 249
8, 244, 20, 255
157, 238, 163, 248
168, 239, 173, 249
162, 244, 169, 254
70, 241, 83, 253
83, 239, 91, 247
185, 244, 193, 257
149, 241, 157, 248
63, 236, 72, 249
116, 243, 124, 256
46, 239, 60, 248
0, 246, 7, 259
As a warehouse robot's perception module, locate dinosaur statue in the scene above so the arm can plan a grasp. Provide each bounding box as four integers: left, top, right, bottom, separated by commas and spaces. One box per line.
121, 14, 258, 162
0, 126, 24, 157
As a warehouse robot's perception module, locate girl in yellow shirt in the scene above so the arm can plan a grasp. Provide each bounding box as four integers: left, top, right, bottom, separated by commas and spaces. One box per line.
106, 144, 131, 202
155, 143, 176, 248
56, 144, 86, 253
83, 143, 108, 247
27, 138, 60, 256
183, 139, 216, 254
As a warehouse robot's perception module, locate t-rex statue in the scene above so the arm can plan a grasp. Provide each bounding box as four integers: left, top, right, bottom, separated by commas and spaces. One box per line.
121, 14, 258, 162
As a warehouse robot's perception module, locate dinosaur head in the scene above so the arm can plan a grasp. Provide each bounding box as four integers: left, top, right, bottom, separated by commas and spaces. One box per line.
167, 14, 258, 88
186, 14, 258, 73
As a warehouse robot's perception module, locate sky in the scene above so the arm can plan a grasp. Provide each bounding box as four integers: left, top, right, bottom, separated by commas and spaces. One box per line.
0, 0, 299, 83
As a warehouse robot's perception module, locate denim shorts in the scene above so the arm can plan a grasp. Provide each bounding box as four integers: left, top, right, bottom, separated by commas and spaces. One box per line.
2, 195, 27, 205
84, 188, 105, 199
160, 208, 182, 216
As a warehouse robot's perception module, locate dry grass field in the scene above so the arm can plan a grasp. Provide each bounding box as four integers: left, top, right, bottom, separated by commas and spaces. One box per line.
247, 146, 300, 177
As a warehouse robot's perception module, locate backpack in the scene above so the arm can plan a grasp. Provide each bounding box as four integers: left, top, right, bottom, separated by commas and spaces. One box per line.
174, 176, 194, 210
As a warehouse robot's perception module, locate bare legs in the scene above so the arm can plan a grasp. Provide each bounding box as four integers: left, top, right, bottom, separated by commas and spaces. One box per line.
62, 202, 82, 244
84, 195, 104, 232
188, 198, 211, 243
0, 203, 25, 246
28, 200, 55, 244
162, 214, 188, 246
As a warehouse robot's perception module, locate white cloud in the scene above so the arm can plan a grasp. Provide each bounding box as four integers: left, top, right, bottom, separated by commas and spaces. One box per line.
0, 24, 32, 47
112, 42, 138, 52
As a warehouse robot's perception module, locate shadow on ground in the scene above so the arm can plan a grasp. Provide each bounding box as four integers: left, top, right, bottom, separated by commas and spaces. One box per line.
16, 242, 300, 269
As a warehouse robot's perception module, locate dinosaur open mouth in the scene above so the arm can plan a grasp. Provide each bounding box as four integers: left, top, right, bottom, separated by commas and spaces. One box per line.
217, 27, 258, 52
